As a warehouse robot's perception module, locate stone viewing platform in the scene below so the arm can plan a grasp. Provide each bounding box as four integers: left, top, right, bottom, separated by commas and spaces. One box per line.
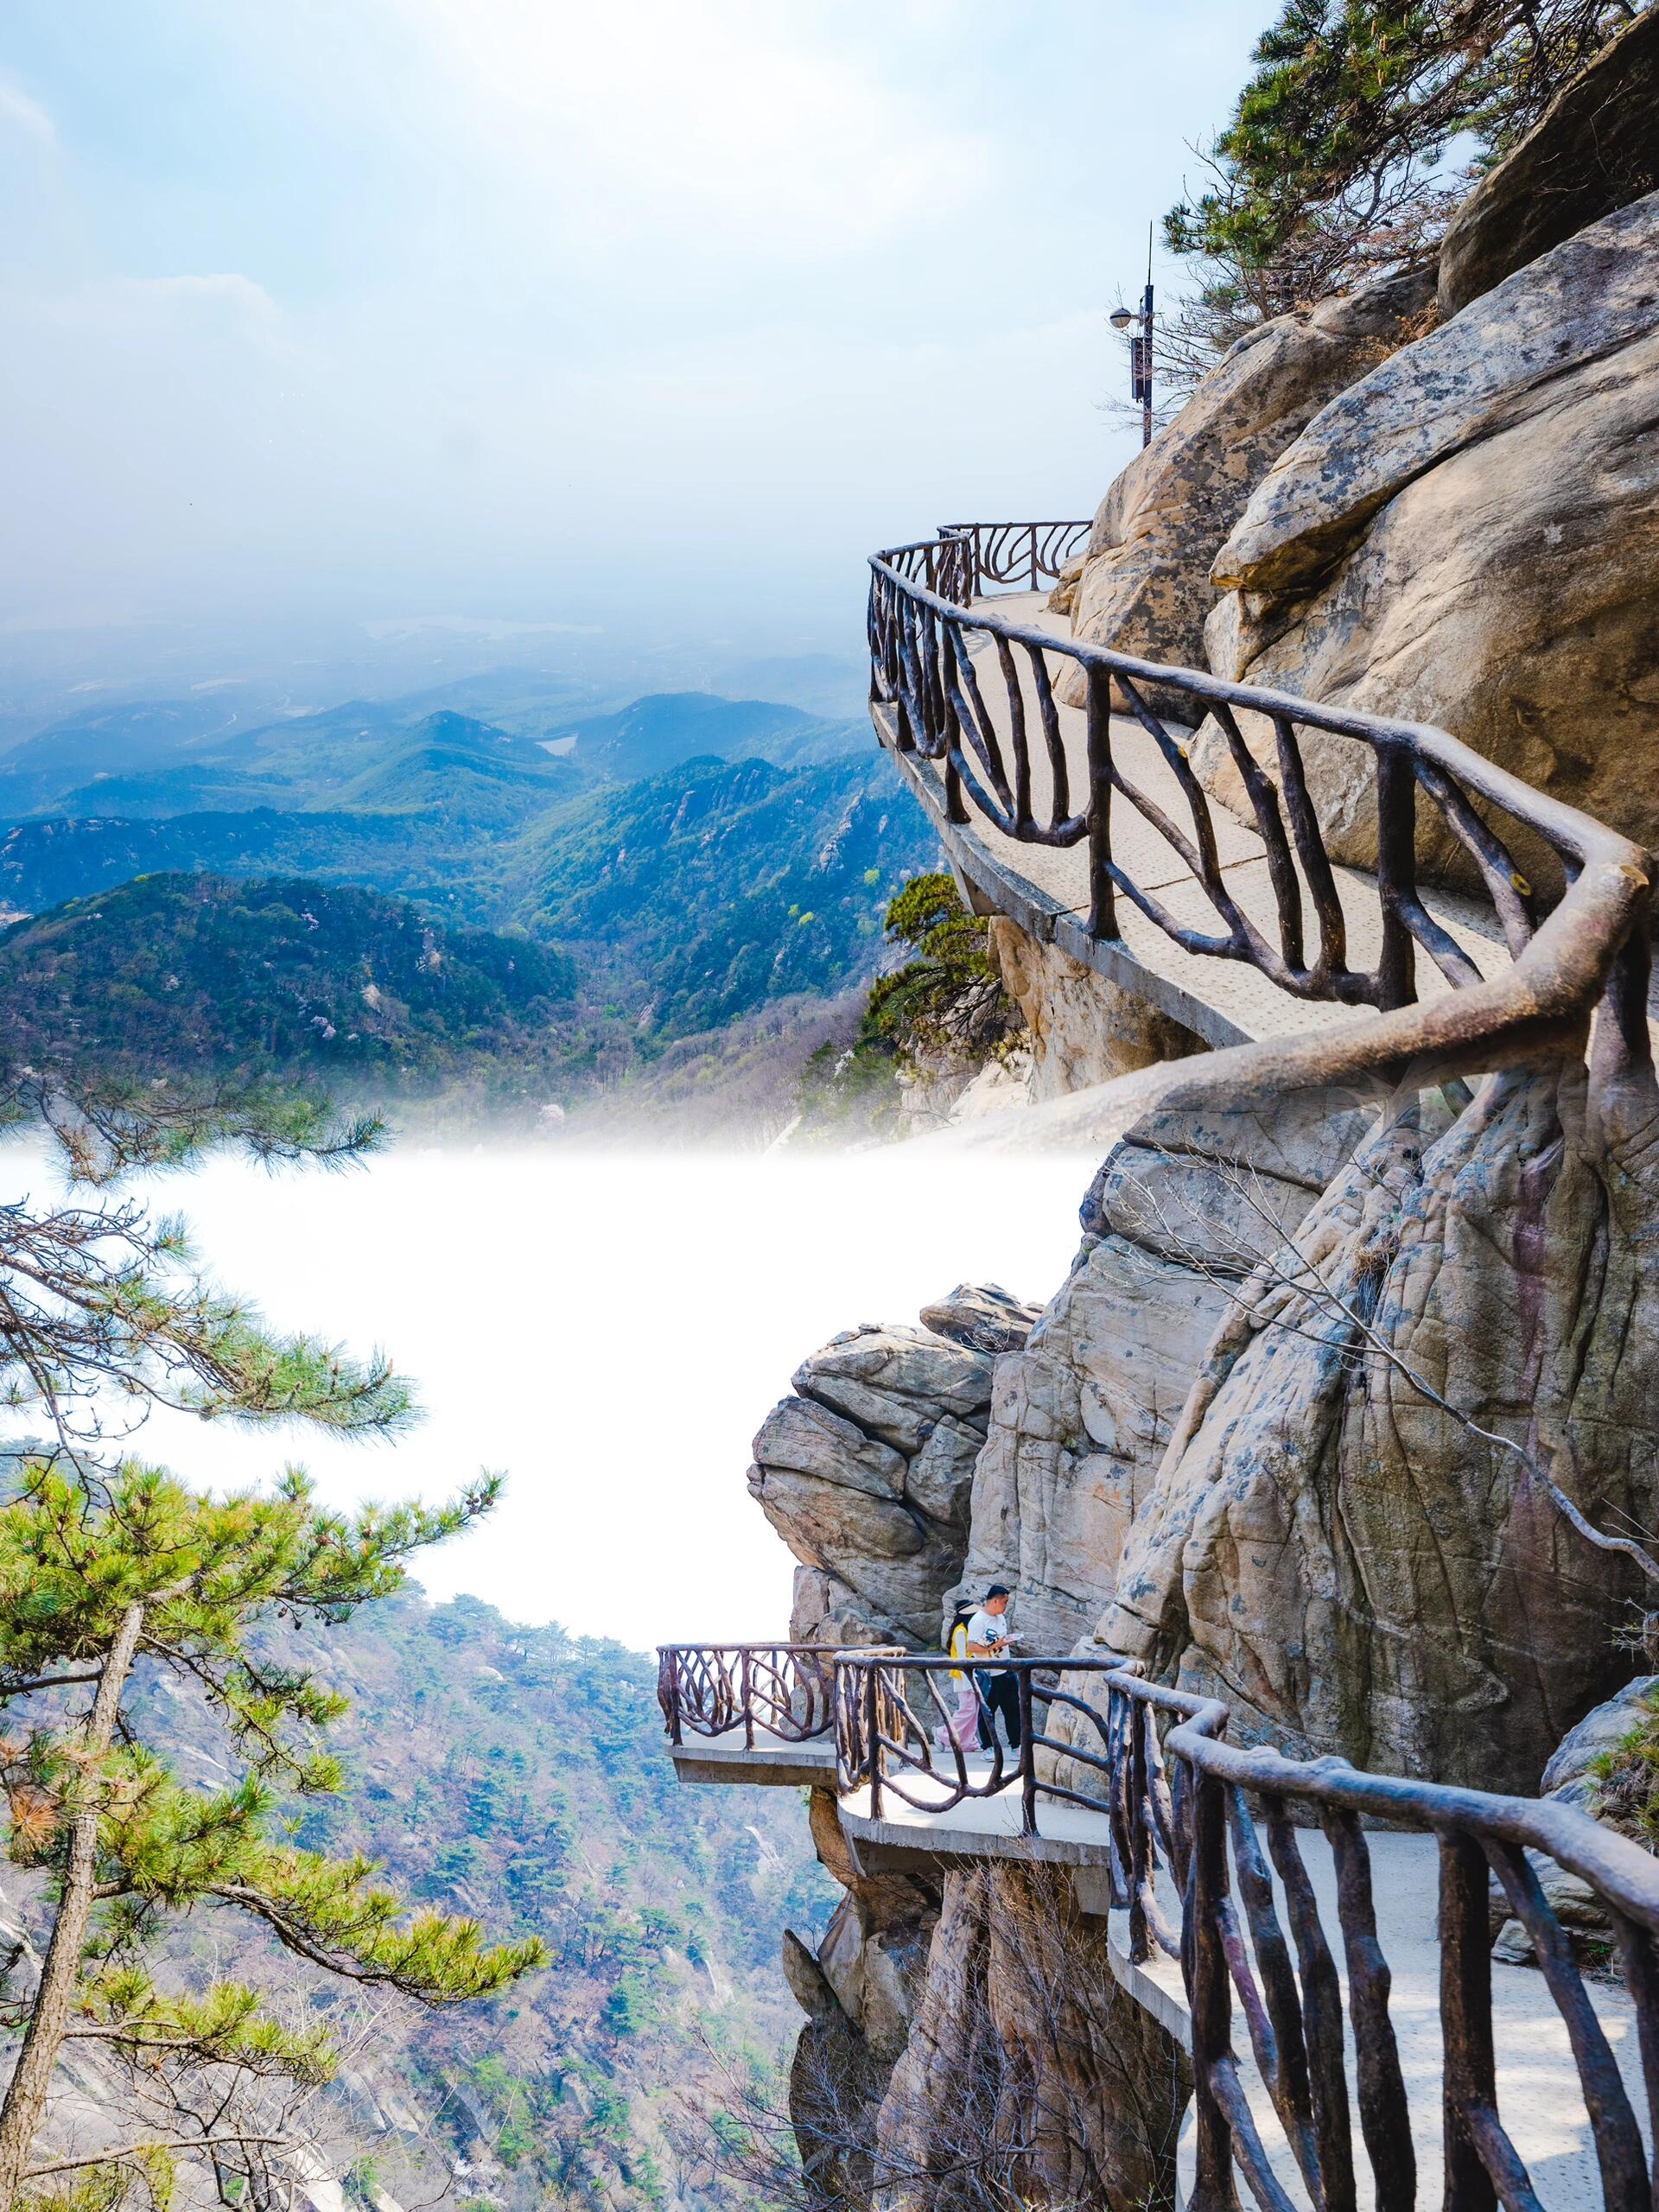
658, 1642, 1659, 2210
655, 1642, 854, 1789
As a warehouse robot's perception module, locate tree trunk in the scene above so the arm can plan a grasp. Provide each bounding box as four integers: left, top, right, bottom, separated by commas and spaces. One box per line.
0, 1602, 144, 2209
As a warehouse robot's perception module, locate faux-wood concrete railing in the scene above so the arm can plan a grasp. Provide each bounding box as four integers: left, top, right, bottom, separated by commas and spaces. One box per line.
868, 525, 1655, 1102
835, 1649, 1659, 2212
654, 1641, 901, 1750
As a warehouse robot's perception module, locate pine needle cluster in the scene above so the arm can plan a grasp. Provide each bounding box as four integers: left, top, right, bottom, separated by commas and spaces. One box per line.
0, 1074, 543, 2212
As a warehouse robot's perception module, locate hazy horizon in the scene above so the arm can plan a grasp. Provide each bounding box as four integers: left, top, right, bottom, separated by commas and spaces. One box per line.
2, 0, 1271, 708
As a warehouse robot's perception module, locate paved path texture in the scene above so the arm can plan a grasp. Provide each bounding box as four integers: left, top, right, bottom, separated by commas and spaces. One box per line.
875, 593, 1637, 1052
831, 1750, 1644, 2212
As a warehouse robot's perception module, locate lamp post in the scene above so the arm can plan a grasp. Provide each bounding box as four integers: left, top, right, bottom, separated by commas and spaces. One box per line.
1109, 276, 1154, 448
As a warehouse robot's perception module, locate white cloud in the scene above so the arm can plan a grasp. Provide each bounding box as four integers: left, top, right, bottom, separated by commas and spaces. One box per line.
382, 0, 988, 259
0, 76, 54, 143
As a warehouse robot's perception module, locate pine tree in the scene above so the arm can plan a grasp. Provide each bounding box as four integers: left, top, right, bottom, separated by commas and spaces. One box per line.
1162, 0, 1643, 363
0, 1071, 545, 2208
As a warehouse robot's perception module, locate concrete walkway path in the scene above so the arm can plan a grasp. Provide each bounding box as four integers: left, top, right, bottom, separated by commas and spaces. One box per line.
1109, 1827, 1646, 2212
877, 593, 1571, 1052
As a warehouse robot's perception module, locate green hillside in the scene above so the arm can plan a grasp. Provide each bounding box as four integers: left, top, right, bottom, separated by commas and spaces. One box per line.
0, 874, 575, 1089
520, 753, 932, 1034
51, 763, 289, 817
330, 715, 588, 825
105, 1588, 830, 2209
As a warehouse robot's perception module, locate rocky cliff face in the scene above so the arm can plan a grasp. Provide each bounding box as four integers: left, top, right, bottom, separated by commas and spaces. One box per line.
759, 44, 1659, 2201
752, 1286, 1041, 1649
758, 1052, 1659, 2202
1203, 188, 1659, 882
1098, 1057, 1659, 1789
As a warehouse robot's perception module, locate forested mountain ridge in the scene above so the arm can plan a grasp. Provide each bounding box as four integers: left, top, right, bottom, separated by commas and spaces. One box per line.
0, 765, 936, 1118
22, 1590, 830, 2210
0, 875, 578, 1090
518, 753, 929, 1037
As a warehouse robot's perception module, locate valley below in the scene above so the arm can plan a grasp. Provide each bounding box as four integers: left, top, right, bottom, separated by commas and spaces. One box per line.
0, 1131, 1098, 2210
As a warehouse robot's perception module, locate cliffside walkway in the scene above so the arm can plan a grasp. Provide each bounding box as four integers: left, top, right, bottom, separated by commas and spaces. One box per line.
868, 523, 1654, 1096
658, 1642, 1659, 2211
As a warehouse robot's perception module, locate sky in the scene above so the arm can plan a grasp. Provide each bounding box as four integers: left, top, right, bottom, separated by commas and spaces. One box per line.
7, 1141, 1102, 1652
0, 0, 1271, 677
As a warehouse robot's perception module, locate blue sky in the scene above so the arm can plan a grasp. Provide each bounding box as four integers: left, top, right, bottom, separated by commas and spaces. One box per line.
1, 1, 1271, 669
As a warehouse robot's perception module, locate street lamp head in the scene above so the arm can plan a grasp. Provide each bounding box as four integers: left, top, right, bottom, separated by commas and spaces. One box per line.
1107, 307, 1134, 331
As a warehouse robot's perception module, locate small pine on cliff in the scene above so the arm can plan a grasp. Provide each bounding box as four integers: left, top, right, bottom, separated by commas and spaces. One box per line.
798, 872, 1023, 1135
0, 873, 575, 1090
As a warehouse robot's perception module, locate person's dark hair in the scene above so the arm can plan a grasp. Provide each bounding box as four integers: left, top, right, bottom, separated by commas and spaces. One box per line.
986, 1583, 1011, 1601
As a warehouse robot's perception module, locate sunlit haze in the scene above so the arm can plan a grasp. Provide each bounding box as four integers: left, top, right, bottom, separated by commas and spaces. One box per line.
9, 1141, 1100, 1648
0, 1, 1263, 685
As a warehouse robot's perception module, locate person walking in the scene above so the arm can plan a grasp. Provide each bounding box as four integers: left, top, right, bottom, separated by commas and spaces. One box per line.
933, 1600, 981, 1753
966, 1584, 1020, 1750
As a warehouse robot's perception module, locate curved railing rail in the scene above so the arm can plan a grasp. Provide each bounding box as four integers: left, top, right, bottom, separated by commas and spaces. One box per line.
878, 521, 1090, 609
655, 1642, 901, 1750
868, 529, 1653, 1094
940, 519, 1092, 601
835, 1650, 1659, 2211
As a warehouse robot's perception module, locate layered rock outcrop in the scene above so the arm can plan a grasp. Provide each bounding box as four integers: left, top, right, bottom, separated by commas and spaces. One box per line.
752, 1286, 1041, 1649
1099, 1058, 1659, 1789
956, 1078, 1383, 1653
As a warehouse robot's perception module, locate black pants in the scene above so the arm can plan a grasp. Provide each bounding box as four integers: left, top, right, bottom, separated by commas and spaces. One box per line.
976, 1670, 1021, 1749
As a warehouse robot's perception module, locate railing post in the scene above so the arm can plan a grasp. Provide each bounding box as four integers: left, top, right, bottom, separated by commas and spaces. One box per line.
867, 1662, 883, 1821
740, 1646, 754, 1750
1028, 524, 1037, 591
938, 618, 969, 827
664, 1653, 683, 1746
1440, 1831, 1499, 2212
1086, 664, 1116, 938
1188, 1764, 1238, 2209
1019, 1669, 1037, 1837
1128, 1699, 1151, 1964
1374, 741, 1418, 1011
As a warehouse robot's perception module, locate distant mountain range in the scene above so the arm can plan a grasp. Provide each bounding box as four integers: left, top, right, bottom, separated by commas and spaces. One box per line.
0, 690, 870, 821
543, 691, 867, 779
0, 685, 937, 1121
